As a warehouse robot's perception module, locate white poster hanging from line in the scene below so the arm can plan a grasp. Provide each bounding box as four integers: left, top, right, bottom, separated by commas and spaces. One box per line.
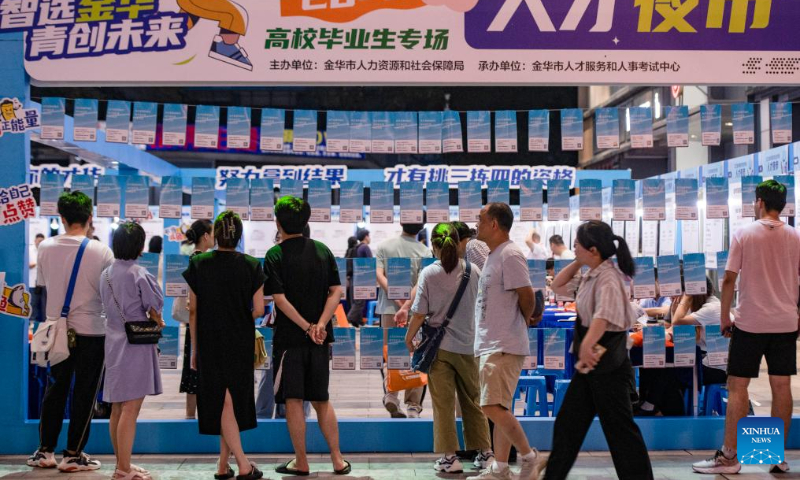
665, 105, 689, 148
194, 105, 220, 149
162, 104, 188, 147
629, 107, 653, 149
132, 102, 158, 146
560, 109, 583, 151
467, 111, 491, 153
73, 99, 98, 142
494, 110, 517, 152
528, 110, 549, 152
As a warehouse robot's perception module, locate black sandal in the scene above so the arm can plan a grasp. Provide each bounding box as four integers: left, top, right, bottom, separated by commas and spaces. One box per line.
334, 460, 352, 475
236, 462, 263, 480
214, 466, 234, 480
275, 459, 310, 476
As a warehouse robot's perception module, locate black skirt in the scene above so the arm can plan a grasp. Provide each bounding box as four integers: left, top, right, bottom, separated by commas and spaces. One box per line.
179, 327, 199, 394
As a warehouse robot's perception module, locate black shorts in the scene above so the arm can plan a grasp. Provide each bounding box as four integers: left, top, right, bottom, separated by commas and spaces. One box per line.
273, 343, 331, 404
727, 326, 797, 378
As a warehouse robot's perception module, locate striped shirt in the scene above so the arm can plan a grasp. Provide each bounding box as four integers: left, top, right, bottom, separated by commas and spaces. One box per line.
557, 260, 635, 332
466, 239, 490, 270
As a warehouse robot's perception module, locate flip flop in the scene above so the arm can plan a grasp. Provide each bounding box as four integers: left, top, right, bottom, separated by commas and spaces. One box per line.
214, 466, 235, 479
275, 459, 310, 476
334, 459, 352, 475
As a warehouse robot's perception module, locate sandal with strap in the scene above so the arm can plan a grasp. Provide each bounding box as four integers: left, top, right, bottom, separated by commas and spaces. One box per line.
114, 468, 150, 480
130, 464, 150, 475
236, 461, 263, 480
215, 465, 235, 479
275, 459, 309, 476
334, 459, 352, 475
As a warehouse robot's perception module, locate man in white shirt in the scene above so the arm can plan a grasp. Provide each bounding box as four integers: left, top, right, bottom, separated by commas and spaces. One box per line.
27, 191, 114, 473
548, 235, 575, 260
525, 230, 549, 260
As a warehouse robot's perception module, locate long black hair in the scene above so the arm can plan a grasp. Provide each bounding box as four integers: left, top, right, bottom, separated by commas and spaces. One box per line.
185, 219, 212, 245
575, 220, 635, 278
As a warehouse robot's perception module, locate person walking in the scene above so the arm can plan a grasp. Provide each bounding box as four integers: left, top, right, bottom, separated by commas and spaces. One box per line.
100, 222, 165, 480
468, 203, 539, 480
345, 228, 372, 328
183, 211, 266, 480
405, 223, 494, 474
28, 191, 114, 472
546, 220, 653, 480
692, 179, 800, 475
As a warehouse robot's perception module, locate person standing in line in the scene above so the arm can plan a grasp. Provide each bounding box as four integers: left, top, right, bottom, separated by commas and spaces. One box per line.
345, 228, 372, 328
28, 191, 115, 472
265, 196, 350, 477
546, 220, 653, 480
405, 223, 494, 474
100, 222, 165, 480
548, 235, 575, 260
173, 220, 213, 420
467, 203, 539, 480
183, 211, 266, 480
525, 230, 549, 260
375, 221, 432, 418
692, 180, 800, 475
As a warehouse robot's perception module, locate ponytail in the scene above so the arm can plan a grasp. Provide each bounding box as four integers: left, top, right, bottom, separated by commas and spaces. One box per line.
613, 234, 636, 278
576, 221, 636, 278
431, 222, 461, 274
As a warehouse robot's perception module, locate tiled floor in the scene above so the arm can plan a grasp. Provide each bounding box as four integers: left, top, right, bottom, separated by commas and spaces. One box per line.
2, 451, 800, 479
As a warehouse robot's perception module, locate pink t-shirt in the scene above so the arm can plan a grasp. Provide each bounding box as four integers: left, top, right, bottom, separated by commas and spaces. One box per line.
726, 219, 800, 333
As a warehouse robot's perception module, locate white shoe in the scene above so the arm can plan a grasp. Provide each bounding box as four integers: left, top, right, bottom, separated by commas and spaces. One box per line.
383, 394, 406, 418
434, 456, 464, 473
691, 450, 741, 474
474, 450, 495, 469
467, 465, 513, 480
517, 450, 542, 480
58, 452, 102, 472
407, 405, 422, 418
27, 450, 56, 468
770, 461, 790, 473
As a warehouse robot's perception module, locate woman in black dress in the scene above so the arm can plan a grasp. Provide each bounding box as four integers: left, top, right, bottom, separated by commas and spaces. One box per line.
183, 211, 266, 480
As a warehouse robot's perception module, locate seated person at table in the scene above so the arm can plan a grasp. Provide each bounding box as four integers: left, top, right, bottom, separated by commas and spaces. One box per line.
638, 274, 672, 320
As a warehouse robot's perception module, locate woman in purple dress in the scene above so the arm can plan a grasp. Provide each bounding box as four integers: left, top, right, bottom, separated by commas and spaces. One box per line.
100, 222, 165, 480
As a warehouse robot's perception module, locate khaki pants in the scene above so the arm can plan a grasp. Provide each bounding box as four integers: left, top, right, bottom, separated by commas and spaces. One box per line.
382, 314, 423, 409
429, 350, 491, 453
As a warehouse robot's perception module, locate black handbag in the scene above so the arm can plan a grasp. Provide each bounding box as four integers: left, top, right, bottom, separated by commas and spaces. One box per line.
105, 270, 162, 345
411, 261, 471, 374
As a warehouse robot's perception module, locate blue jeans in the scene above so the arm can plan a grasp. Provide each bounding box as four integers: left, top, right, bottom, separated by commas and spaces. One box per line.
255, 370, 310, 419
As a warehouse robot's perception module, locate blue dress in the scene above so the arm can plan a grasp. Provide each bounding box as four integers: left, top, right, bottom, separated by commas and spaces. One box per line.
100, 259, 164, 403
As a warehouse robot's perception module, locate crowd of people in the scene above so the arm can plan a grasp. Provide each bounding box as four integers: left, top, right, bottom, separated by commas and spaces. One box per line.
24, 178, 800, 479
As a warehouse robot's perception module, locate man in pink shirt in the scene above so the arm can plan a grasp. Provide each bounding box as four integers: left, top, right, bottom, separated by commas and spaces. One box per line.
693, 179, 800, 475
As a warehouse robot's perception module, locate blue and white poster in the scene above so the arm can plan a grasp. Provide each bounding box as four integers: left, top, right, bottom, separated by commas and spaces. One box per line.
359, 327, 383, 370
741, 176, 763, 218
124, 175, 149, 219
775, 175, 795, 217
138, 252, 160, 280
553, 260, 572, 278
732, 103, 755, 145
675, 178, 699, 221
527, 259, 546, 290
642, 179, 666, 221
278, 178, 303, 200
560, 108, 583, 151
543, 328, 566, 370
162, 104, 188, 147
683, 253, 707, 295
760, 145, 789, 177
487, 180, 510, 205
353, 257, 377, 300
97, 176, 121, 218
387, 257, 412, 300
665, 105, 689, 148
73, 98, 98, 142
701, 104, 722, 146
547, 179, 571, 221
716, 251, 729, 292
250, 178, 274, 222
157, 326, 179, 369
191, 177, 216, 220
612, 179, 636, 221
443, 110, 464, 153
706, 177, 729, 219
705, 325, 729, 366
422, 257, 437, 270
335, 258, 348, 292
105, 100, 130, 144
255, 328, 273, 370
672, 325, 697, 367
467, 111, 491, 153
132, 102, 158, 145
643, 326, 666, 368
418, 111, 443, 154
332, 328, 356, 370
458, 181, 482, 222
159, 176, 183, 219
657, 255, 682, 297
523, 329, 538, 370
39, 172, 63, 216
595, 108, 620, 149
260, 108, 285, 152
292, 109, 318, 153
728, 154, 754, 178
426, 182, 451, 223
387, 328, 410, 370
308, 179, 331, 222
194, 105, 220, 149
40, 97, 65, 140
579, 179, 602, 221
371, 111, 394, 154
339, 181, 364, 223
326, 111, 351, 153
70, 175, 95, 196
494, 110, 517, 152
394, 112, 418, 154
528, 110, 549, 152
629, 107, 653, 149
226, 177, 250, 220
164, 254, 189, 297
400, 181, 424, 224
349, 111, 372, 153
369, 181, 394, 224
226, 106, 251, 150
520, 179, 544, 221
771, 102, 793, 144
633, 257, 656, 299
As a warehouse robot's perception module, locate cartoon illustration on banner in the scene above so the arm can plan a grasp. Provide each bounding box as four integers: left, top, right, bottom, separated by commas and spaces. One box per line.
0, 98, 41, 137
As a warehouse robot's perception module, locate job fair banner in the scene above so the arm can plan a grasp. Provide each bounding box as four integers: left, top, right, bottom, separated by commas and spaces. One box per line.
12, 0, 800, 85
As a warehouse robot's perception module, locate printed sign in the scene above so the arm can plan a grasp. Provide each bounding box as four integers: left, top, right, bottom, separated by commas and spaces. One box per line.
387, 258, 412, 300
426, 182, 451, 223
740, 176, 762, 218
561, 109, 583, 151
642, 179, 666, 221
157, 326, 179, 369
138, 252, 160, 279
195, 105, 220, 149
339, 181, 364, 223
73, 99, 98, 142
387, 328, 410, 370
371, 111, 395, 153
706, 177, 729, 218
643, 326, 666, 368
369, 181, 394, 224
675, 178, 698, 221
701, 105, 722, 146
527, 259, 546, 290
226, 178, 250, 220
97, 176, 121, 218
443, 110, 464, 153
543, 328, 566, 370
771, 102, 793, 144
494, 110, 517, 152
775, 175, 795, 217
419, 111, 443, 154
105, 101, 130, 144
705, 324, 729, 366
595, 108, 620, 149
487, 180, 510, 205
163, 104, 188, 147
716, 251, 729, 292
458, 181, 482, 222
308, 179, 332, 222
657, 255, 682, 297
612, 179, 635, 221
630, 107, 653, 148
523, 329, 538, 370
40, 97, 65, 140
226, 107, 252, 149
124, 175, 149, 219
349, 111, 372, 153
579, 179, 602, 221
164, 254, 189, 297
394, 112, 419, 154
278, 178, 303, 200
672, 325, 696, 367
360, 327, 383, 370
39, 172, 62, 216
665, 105, 689, 147
732, 103, 755, 145
260, 108, 286, 152
633, 257, 656, 299
132, 102, 158, 145
332, 328, 357, 370
528, 110, 550, 152
400, 182, 424, 224
467, 111, 491, 153
547, 179, 571, 221
683, 253, 707, 295
159, 176, 183, 219
520, 179, 544, 221
191, 177, 216, 220
353, 257, 377, 300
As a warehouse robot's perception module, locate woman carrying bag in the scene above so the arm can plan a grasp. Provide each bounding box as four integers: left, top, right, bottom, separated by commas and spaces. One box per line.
544, 220, 653, 480
405, 223, 493, 474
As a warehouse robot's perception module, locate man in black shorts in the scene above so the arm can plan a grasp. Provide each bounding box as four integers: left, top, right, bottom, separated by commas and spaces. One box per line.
693, 180, 800, 475
264, 196, 350, 476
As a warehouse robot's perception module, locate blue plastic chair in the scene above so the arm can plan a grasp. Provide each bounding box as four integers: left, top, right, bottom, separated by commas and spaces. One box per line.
512, 376, 548, 417
703, 384, 728, 416
366, 301, 378, 326
553, 379, 571, 416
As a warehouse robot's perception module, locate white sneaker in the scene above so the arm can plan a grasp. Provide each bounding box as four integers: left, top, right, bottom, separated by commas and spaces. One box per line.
691, 450, 741, 474
58, 452, 102, 472
517, 450, 542, 480
770, 461, 790, 473
474, 451, 495, 469
383, 394, 406, 418
467, 465, 513, 480
434, 456, 464, 473
407, 405, 422, 418
27, 450, 56, 468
